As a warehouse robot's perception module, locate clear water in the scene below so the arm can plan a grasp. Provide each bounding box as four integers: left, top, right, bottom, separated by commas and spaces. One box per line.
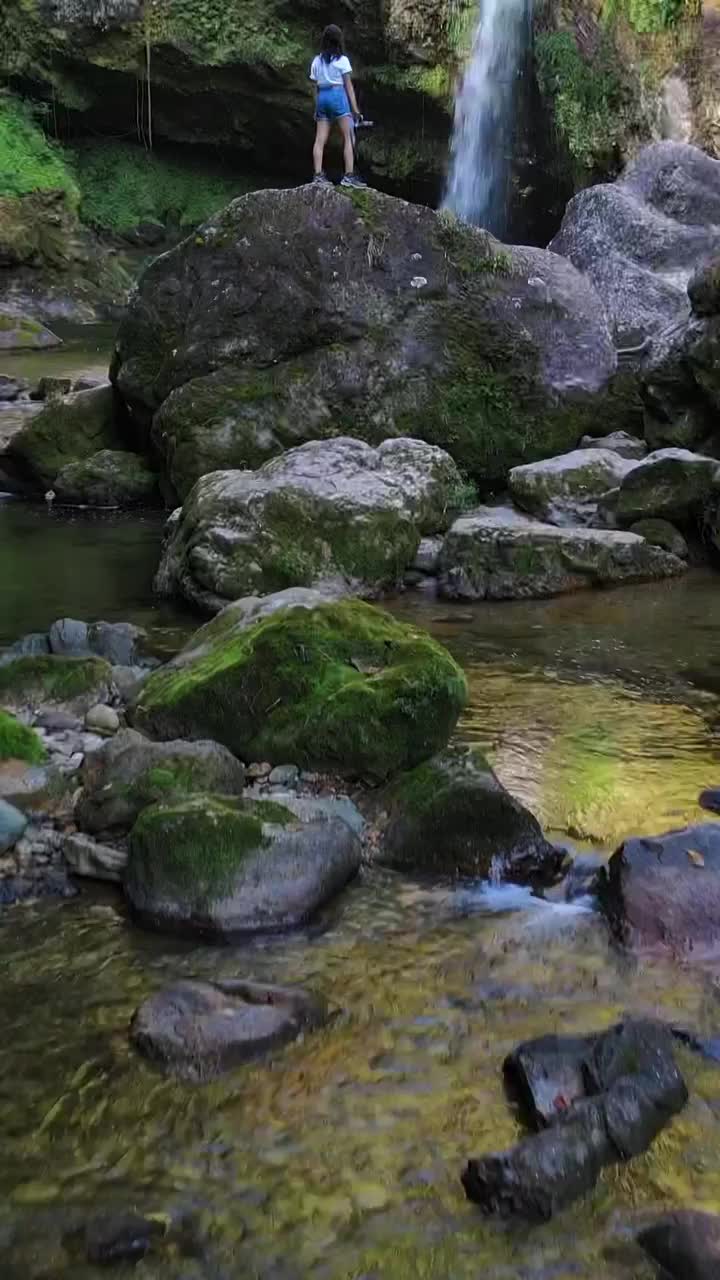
443, 0, 531, 233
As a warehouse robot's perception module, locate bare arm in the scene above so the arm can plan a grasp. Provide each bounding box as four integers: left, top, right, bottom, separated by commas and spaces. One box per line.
343, 73, 360, 118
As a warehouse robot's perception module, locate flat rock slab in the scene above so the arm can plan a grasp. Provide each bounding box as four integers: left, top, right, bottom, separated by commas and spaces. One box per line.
131, 979, 328, 1082
638, 1210, 720, 1280
437, 505, 685, 601
463, 1020, 687, 1220
599, 822, 720, 956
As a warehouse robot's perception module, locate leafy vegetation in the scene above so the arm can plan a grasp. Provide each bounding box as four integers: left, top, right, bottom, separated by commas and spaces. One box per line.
0, 97, 79, 204
535, 31, 632, 174
602, 0, 696, 33
0, 710, 46, 765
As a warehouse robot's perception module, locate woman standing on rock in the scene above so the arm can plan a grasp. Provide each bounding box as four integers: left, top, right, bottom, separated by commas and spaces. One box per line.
310, 25, 367, 188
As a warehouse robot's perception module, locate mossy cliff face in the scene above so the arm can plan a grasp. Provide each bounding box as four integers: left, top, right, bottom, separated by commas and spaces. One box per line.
534, 0, 711, 188
113, 185, 617, 491
2, 0, 474, 199
131, 598, 468, 781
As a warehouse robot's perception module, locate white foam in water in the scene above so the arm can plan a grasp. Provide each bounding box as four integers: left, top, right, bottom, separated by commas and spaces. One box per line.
443, 0, 530, 234
455, 881, 595, 917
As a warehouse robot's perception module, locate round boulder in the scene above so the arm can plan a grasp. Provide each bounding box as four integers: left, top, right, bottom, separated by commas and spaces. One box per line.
54, 449, 159, 508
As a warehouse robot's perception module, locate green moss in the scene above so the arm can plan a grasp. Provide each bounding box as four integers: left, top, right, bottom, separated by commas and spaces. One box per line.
132, 600, 468, 781
8, 388, 123, 491
0, 656, 111, 704
435, 212, 513, 277
128, 793, 294, 903
69, 141, 253, 234
603, 0, 695, 33
0, 97, 79, 205
535, 31, 635, 175
365, 63, 452, 102
0, 710, 46, 765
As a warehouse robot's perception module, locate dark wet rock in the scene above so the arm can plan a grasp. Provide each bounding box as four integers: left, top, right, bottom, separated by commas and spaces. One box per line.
54, 449, 160, 508
76, 727, 246, 835
0, 799, 28, 852
37, 376, 72, 401
4, 384, 126, 491
700, 787, 720, 814
0, 867, 77, 906
131, 597, 467, 782
374, 746, 564, 884
463, 1020, 687, 1220
113, 185, 616, 497
629, 518, 689, 559
0, 375, 28, 403
437, 505, 685, 601
0, 632, 50, 664
88, 621, 150, 667
131, 978, 328, 1082
83, 1211, 164, 1265
599, 822, 720, 954
509, 449, 638, 528
615, 448, 720, 524
561, 855, 603, 903
638, 1210, 720, 1280
549, 142, 720, 345
689, 257, 720, 317
124, 794, 362, 939
154, 436, 463, 610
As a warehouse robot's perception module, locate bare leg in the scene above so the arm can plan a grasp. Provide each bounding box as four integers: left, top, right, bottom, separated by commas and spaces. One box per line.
313, 120, 331, 175
339, 115, 355, 175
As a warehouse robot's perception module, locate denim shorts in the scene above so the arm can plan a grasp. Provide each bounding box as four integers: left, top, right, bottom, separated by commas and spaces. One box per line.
316, 85, 351, 122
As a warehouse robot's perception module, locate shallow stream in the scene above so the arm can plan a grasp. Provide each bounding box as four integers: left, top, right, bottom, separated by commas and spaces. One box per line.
2, 335, 720, 1278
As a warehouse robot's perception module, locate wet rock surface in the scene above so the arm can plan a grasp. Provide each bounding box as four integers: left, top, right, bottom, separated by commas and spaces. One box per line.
637, 1209, 720, 1280
131, 979, 328, 1082
463, 1020, 687, 1220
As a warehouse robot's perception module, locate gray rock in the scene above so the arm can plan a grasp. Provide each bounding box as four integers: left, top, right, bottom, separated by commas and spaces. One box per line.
638, 1210, 720, 1280
131, 978, 328, 1082
550, 142, 720, 344
257, 790, 366, 837
49, 618, 89, 656
375, 746, 564, 883
63, 832, 127, 882
84, 704, 120, 735
0, 632, 50, 665
437, 505, 685, 601
37, 376, 72, 401
413, 536, 443, 574
0, 309, 62, 352
34, 709, 81, 732
54, 449, 159, 508
0, 761, 69, 813
154, 437, 463, 611
88, 621, 148, 667
111, 664, 150, 702
579, 431, 648, 460
76, 727, 246, 834
629, 518, 689, 558
615, 447, 720, 523
0, 799, 28, 853
509, 449, 639, 527
124, 794, 362, 938
268, 764, 300, 788
0, 375, 28, 403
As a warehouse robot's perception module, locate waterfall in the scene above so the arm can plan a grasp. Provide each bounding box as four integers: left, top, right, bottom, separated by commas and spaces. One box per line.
443, 0, 531, 235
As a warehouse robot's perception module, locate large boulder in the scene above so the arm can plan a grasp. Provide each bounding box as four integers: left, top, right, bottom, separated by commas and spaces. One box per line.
155, 437, 462, 610
131, 597, 467, 781
549, 142, 720, 345
375, 746, 564, 884
112, 186, 617, 496
0, 308, 61, 351
437, 506, 685, 601
75, 728, 246, 834
638, 1211, 720, 1280
124, 794, 361, 938
53, 449, 159, 507
4, 385, 127, 491
614, 448, 720, 524
509, 448, 638, 527
599, 822, 720, 956
131, 979, 327, 1082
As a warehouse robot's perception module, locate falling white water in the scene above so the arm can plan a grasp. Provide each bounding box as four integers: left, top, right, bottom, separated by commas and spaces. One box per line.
443, 0, 531, 234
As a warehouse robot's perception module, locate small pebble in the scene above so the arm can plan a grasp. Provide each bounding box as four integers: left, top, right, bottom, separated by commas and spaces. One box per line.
85, 705, 120, 735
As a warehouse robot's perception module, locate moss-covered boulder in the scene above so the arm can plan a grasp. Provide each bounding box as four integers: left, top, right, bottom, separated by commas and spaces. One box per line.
5, 385, 128, 490
54, 449, 159, 507
509, 448, 638, 528
125, 794, 361, 938
0, 709, 46, 764
112, 185, 616, 493
76, 728, 246, 834
0, 655, 112, 710
629, 518, 688, 559
155, 437, 463, 610
375, 746, 565, 883
0, 308, 61, 352
615, 448, 720, 524
132, 597, 467, 780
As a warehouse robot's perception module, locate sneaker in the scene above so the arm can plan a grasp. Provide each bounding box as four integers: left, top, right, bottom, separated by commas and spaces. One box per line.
312, 172, 332, 187
341, 174, 368, 188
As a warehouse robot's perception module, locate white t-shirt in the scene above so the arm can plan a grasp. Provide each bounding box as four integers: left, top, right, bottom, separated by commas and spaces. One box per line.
310, 54, 352, 88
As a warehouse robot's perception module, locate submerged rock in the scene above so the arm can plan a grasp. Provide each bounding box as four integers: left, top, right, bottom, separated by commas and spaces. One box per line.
131, 598, 467, 782
54, 449, 159, 508
131, 979, 328, 1082
375, 746, 564, 884
124, 794, 361, 938
76, 728, 246, 834
437, 505, 684, 601
155, 436, 462, 610
615, 447, 720, 523
638, 1210, 720, 1280
4, 385, 126, 491
83, 1212, 164, 1266
463, 1020, 687, 1220
112, 185, 616, 495
599, 822, 720, 956
509, 448, 638, 527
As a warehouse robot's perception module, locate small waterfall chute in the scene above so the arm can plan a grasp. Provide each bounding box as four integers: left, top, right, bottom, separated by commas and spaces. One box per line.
443, 0, 531, 235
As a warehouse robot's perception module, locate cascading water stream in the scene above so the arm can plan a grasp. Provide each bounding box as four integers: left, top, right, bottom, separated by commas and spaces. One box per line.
443, 0, 531, 235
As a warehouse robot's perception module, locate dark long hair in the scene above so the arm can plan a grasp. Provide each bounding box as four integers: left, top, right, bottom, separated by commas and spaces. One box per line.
320, 24, 344, 62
